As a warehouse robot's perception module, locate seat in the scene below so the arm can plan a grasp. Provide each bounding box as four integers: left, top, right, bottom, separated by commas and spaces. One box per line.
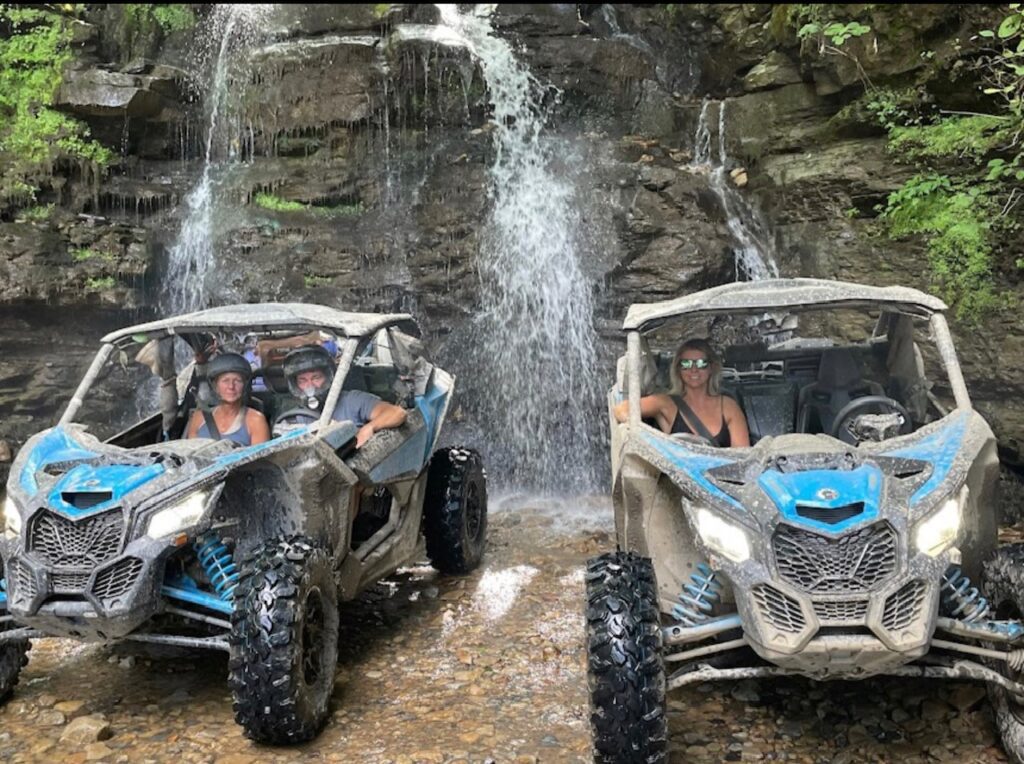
797, 348, 884, 435
724, 379, 798, 443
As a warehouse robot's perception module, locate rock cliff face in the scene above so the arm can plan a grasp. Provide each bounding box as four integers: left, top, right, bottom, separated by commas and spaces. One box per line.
0, 3, 1021, 480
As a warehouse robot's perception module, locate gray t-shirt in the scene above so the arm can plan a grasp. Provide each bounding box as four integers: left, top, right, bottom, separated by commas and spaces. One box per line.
331, 389, 381, 426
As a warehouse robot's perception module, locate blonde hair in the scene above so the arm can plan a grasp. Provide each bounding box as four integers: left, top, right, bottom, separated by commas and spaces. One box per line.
670, 338, 721, 397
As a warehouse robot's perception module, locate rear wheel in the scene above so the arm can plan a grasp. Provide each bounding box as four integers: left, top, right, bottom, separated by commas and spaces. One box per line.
0, 566, 29, 703
423, 447, 488, 574
585, 551, 667, 764
228, 536, 339, 744
982, 544, 1024, 764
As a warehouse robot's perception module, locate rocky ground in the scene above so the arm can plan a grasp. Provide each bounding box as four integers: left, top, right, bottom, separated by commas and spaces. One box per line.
0, 499, 1017, 764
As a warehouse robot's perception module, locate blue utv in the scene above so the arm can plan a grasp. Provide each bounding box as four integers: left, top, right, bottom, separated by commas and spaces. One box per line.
0, 303, 487, 744
587, 278, 1024, 763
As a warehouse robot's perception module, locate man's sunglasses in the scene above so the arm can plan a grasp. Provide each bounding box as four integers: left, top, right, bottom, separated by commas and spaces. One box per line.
679, 358, 711, 370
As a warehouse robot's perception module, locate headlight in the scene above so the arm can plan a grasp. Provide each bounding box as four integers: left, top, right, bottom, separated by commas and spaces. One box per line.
146, 490, 208, 539
914, 487, 967, 557
696, 508, 751, 563
3, 495, 22, 539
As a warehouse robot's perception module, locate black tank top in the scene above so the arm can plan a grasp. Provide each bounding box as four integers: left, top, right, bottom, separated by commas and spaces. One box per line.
670, 394, 731, 447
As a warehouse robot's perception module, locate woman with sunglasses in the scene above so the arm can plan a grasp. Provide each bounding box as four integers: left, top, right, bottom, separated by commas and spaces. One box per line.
613, 338, 750, 447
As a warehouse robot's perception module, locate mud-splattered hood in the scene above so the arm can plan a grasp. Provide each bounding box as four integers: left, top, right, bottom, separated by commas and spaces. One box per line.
635, 409, 988, 529
6, 423, 313, 520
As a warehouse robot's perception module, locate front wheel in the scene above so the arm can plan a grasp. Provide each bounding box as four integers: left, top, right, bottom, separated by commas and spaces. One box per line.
423, 447, 488, 575
585, 551, 667, 764
982, 544, 1024, 764
228, 536, 339, 745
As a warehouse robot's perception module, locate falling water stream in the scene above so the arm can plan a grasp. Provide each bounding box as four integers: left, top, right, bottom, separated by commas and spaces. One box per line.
161, 5, 271, 315
692, 98, 779, 282
436, 5, 603, 493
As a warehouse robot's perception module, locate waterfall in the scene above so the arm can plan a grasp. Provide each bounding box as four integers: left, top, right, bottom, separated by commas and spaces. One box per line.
435, 5, 603, 493
692, 99, 779, 282
161, 5, 271, 315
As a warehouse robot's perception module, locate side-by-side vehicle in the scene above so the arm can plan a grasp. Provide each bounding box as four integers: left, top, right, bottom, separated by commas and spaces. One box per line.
587, 279, 1024, 763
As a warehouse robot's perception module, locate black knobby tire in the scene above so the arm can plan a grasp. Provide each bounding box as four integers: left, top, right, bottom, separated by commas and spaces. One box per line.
423, 447, 488, 575
585, 551, 667, 764
982, 543, 1024, 764
0, 564, 29, 704
228, 536, 339, 745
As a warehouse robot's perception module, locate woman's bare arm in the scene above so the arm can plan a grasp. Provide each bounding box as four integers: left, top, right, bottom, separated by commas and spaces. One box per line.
612, 393, 673, 430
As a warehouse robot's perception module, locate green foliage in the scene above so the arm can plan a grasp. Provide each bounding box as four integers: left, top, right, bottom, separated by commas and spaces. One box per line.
798, 20, 871, 47
318, 201, 364, 217
880, 175, 1003, 321
17, 203, 53, 221
254, 193, 363, 217
254, 193, 306, 212
117, 5, 195, 61
72, 247, 114, 262
976, 5, 1024, 118
0, 6, 112, 203
303, 274, 332, 287
85, 276, 116, 291
122, 4, 196, 35
888, 115, 1012, 160
373, 4, 391, 19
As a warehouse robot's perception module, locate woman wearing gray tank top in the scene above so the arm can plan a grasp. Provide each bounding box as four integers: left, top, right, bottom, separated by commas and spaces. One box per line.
186, 352, 270, 446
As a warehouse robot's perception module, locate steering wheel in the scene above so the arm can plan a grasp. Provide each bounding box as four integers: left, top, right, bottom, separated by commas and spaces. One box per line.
272, 407, 320, 435
830, 395, 912, 444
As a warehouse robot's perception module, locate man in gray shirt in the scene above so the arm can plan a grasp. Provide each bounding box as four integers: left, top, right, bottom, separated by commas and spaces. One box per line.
282, 346, 407, 448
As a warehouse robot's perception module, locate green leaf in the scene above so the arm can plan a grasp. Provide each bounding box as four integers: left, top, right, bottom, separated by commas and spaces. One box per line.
998, 14, 1022, 39
980, 29, 996, 38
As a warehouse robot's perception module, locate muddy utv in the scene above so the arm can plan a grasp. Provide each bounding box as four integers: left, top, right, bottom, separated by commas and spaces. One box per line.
586, 278, 1024, 763
0, 303, 488, 744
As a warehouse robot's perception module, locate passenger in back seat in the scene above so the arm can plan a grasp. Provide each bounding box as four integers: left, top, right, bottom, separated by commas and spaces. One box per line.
281, 346, 407, 448
613, 339, 750, 447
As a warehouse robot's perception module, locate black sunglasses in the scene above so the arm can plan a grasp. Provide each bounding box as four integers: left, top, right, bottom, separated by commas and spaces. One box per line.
679, 358, 711, 370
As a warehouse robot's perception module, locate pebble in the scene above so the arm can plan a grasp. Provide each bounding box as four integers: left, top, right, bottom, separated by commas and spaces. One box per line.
60, 716, 112, 745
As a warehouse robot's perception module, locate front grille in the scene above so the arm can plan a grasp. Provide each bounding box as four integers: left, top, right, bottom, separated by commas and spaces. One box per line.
11, 559, 36, 603
29, 510, 123, 567
773, 522, 897, 594
882, 580, 928, 631
813, 599, 868, 623
752, 584, 806, 633
50, 572, 90, 593
92, 558, 144, 609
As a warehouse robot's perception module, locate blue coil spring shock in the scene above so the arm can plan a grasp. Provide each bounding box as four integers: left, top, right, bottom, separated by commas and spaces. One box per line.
672, 563, 722, 626
940, 565, 990, 623
195, 534, 240, 601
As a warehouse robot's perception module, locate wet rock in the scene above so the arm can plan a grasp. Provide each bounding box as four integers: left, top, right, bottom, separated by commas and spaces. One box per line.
55, 68, 180, 120
54, 700, 86, 716
60, 716, 113, 745
743, 51, 803, 92
949, 685, 988, 713
84, 742, 113, 761
39, 709, 66, 726
730, 680, 760, 703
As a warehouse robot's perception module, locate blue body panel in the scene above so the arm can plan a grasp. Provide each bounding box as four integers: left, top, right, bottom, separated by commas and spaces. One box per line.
643, 434, 742, 511
19, 427, 99, 495
416, 384, 448, 464
883, 412, 968, 506
47, 462, 165, 517
758, 464, 883, 532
